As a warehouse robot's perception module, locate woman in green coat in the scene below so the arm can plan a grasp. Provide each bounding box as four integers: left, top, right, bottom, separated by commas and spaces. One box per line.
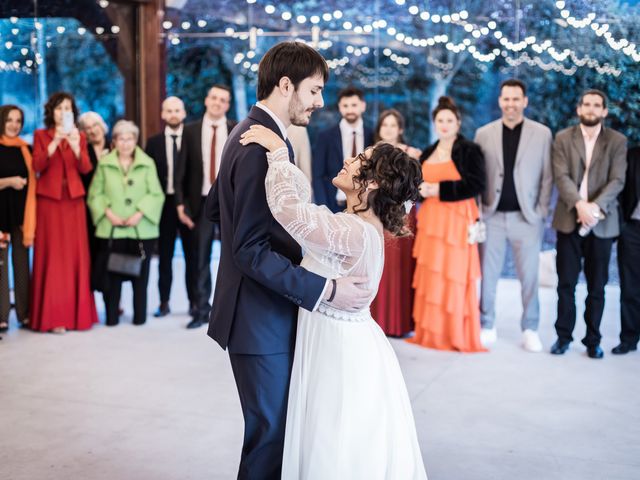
88, 120, 164, 326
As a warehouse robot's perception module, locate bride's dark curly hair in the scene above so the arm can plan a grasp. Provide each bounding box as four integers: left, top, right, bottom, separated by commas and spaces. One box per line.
352, 143, 422, 236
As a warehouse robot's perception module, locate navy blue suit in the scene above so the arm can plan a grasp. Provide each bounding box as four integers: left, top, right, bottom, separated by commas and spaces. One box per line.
206, 106, 326, 479
312, 123, 374, 212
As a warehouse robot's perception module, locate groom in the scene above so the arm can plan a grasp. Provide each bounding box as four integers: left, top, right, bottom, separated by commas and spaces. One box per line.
206, 42, 371, 479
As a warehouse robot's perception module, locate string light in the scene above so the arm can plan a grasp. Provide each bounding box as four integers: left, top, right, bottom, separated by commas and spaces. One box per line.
553, 3, 639, 62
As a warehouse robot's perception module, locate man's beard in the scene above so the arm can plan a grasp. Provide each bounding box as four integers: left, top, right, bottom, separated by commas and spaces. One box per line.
343, 113, 359, 124
166, 119, 182, 129
289, 91, 313, 126
579, 114, 602, 127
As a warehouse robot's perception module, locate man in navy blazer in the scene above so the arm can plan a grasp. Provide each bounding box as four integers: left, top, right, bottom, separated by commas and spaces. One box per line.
312, 86, 374, 212
205, 42, 370, 480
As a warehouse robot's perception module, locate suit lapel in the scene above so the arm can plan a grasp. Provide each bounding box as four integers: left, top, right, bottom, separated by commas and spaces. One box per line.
571, 125, 587, 167
157, 136, 168, 189
194, 120, 203, 167
589, 127, 608, 170
335, 124, 344, 160
492, 121, 504, 171
514, 119, 531, 168
247, 105, 294, 163
634, 151, 640, 202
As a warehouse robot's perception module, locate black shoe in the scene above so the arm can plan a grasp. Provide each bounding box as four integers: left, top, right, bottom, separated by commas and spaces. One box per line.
586, 345, 604, 359
153, 303, 170, 318
186, 318, 205, 329
0, 322, 8, 333
550, 339, 571, 355
611, 343, 637, 355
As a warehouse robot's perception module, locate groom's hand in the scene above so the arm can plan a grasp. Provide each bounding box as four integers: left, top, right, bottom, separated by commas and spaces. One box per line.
328, 276, 371, 312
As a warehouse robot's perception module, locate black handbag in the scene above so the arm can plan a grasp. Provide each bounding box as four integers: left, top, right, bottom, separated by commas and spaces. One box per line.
106, 227, 146, 277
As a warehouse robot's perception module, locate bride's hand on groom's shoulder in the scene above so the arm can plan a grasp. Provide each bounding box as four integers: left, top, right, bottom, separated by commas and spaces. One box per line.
328, 276, 372, 312
239, 125, 286, 153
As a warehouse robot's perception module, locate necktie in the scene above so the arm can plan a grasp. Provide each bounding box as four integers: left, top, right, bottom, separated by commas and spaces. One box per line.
351, 130, 357, 158
210, 125, 218, 183
285, 138, 295, 164
170, 134, 178, 172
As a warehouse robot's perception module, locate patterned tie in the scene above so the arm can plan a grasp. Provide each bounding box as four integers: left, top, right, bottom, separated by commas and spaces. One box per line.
351, 130, 357, 158
210, 125, 218, 183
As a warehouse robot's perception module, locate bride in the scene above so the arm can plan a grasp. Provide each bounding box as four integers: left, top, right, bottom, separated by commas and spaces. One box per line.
240, 125, 428, 480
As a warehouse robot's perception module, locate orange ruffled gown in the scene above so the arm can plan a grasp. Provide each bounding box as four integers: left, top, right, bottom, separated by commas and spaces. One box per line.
409, 160, 486, 352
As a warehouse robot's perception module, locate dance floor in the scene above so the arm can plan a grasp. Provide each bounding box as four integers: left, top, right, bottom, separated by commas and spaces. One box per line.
1, 251, 638, 480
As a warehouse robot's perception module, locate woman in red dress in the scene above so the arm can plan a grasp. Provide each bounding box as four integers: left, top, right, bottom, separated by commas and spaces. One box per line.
370, 109, 422, 336
30, 92, 98, 333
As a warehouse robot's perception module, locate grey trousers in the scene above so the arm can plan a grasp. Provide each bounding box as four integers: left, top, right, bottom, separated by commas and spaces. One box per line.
0, 226, 30, 324
479, 211, 544, 331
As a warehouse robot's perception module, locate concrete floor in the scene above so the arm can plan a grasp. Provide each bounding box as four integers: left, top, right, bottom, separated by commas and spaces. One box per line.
1, 255, 639, 480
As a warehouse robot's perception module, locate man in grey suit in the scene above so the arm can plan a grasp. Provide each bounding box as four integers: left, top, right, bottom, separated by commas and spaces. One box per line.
475, 79, 553, 352
550, 89, 627, 359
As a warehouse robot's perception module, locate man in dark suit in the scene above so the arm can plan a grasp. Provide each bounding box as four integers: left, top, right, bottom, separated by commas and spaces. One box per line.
550, 89, 627, 359
206, 42, 370, 480
145, 96, 196, 317
614, 146, 640, 354
312, 86, 374, 212
175, 85, 237, 329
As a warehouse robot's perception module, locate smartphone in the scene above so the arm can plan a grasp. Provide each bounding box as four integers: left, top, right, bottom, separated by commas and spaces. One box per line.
62, 111, 74, 134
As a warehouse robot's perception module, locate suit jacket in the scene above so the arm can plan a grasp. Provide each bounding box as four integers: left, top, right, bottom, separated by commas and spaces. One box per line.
621, 146, 640, 222
174, 118, 237, 218
552, 124, 627, 237
420, 135, 486, 201
32, 128, 93, 200
312, 123, 374, 212
145, 131, 174, 194
474, 118, 553, 224
206, 106, 326, 355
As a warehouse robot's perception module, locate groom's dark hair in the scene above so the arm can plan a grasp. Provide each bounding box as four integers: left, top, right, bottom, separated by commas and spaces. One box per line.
257, 41, 329, 101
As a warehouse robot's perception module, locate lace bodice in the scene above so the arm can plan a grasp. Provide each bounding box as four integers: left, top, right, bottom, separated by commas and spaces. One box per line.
265, 147, 384, 308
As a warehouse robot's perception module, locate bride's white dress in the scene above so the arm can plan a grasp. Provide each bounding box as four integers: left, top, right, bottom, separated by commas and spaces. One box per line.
265, 147, 428, 480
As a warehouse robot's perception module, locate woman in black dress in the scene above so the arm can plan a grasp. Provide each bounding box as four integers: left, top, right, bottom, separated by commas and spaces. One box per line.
0, 105, 36, 331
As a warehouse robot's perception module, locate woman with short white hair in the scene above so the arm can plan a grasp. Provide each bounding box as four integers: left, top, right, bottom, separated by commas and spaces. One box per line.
78, 111, 110, 282
88, 119, 164, 326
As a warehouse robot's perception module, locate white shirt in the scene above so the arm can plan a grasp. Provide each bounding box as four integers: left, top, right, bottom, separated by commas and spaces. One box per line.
579, 123, 602, 200
337, 118, 364, 203
201, 115, 229, 196
632, 201, 640, 221
164, 124, 183, 195
256, 102, 288, 139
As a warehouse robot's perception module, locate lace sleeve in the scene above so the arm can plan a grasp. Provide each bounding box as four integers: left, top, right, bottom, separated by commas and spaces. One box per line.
265, 147, 367, 275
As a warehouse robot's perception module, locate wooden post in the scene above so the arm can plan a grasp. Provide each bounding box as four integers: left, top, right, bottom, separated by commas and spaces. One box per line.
137, 0, 165, 140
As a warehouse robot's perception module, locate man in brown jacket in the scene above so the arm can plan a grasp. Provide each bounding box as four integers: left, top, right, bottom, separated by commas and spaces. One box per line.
550, 89, 627, 359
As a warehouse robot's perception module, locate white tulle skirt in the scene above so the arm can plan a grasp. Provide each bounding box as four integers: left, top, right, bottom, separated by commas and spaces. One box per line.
281, 305, 428, 480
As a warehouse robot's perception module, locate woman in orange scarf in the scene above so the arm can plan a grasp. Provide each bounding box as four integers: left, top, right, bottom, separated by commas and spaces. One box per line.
0, 105, 36, 332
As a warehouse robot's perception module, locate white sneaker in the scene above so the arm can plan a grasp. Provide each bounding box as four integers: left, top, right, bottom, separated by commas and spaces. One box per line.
480, 327, 497, 347
522, 329, 543, 353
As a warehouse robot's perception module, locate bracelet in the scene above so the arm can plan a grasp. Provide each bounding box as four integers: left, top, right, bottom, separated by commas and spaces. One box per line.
327, 279, 337, 303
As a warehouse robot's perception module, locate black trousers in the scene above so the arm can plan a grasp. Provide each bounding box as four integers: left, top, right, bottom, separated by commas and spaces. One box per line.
102, 238, 155, 326
0, 226, 30, 324
157, 194, 196, 305
193, 196, 218, 322
555, 228, 613, 346
617, 220, 640, 346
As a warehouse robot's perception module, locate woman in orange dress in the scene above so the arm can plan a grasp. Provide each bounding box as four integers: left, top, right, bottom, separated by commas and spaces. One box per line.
370, 109, 421, 337
409, 96, 486, 352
